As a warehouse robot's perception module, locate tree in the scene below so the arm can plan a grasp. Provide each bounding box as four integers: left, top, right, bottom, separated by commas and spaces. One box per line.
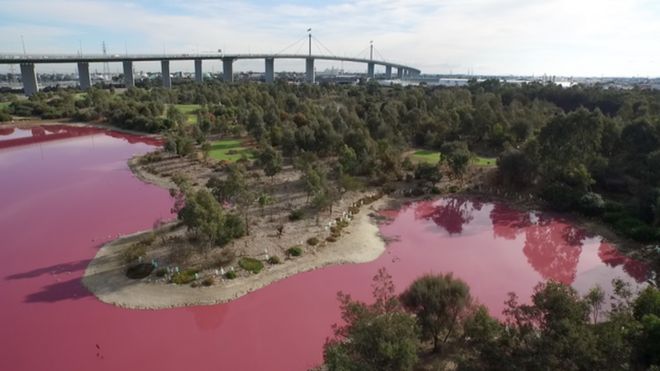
206, 163, 255, 235
414, 162, 442, 183
177, 188, 224, 249
400, 273, 473, 352
441, 141, 471, 177
323, 269, 419, 371
257, 193, 272, 217
497, 148, 535, 188
258, 144, 283, 179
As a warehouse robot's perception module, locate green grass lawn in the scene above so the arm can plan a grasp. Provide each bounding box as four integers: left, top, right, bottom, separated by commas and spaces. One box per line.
74, 93, 87, 101
0, 102, 10, 110
208, 139, 254, 162
474, 156, 497, 167
411, 149, 441, 163
173, 104, 200, 124
411, 149, 496, 167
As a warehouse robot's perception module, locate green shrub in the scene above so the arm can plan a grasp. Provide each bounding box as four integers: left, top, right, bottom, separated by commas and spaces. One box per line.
224, 271, 237, 279
239, 257, 264, 274
307, 237, 319, 246
268, 256, 281, 264
155, 268, 167, 277
578, 192, 605, 216
202, 276, 215, 286
122, 243, 146, 264
171, 269, 197, 285
289, 209, 304, 221
126, 263, 154, 279
540, 182, 577, 211
287, 246, 303, 257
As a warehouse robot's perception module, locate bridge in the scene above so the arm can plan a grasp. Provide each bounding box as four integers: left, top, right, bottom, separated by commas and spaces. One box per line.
0, 49, 421, 96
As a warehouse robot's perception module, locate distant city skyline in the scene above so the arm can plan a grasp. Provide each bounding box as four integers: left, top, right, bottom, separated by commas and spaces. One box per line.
1, 0, 659, 77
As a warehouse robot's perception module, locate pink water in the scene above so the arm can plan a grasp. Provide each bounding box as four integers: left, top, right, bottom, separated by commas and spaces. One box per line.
0, 126, 649, 371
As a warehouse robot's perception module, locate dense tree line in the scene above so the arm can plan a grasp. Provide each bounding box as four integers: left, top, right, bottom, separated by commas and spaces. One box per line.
6, 81, 660, 244
324, 270, 660, 371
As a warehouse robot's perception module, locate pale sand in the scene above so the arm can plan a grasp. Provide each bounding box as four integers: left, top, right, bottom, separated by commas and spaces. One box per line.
82, 197, 389, 310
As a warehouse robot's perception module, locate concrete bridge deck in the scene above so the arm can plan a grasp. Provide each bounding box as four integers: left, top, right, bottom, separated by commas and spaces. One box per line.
0, 53, 421, 95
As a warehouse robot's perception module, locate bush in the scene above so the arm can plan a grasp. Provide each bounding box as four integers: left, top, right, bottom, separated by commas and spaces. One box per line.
288, 209, 304, 221
202, 276, 215, 286
307, 237, 319, 246
540, 182, 577, 211
239, 257, 264, 274
326, 236, 337, 242
122, 243, 146, 264
224, 271, 237, 279
217, 213, 246, 245
171, 270, 197, 284
155, 268, 167, 277
578, 192, 605, 216
268, 256, 281, 265
126, 263, 154, 279
414, 163, 441, 183
216, 248, 236, 267
287, 246, 303, 257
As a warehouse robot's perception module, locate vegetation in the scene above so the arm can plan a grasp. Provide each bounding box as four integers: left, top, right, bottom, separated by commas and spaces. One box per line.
170, 269, 198, 285
287, 246, 303, 257
238, 257, 264, 274
208, 139, 253, 162
324, 270, 660, 371
324, 269, 419, 371
125, 263, 154, 279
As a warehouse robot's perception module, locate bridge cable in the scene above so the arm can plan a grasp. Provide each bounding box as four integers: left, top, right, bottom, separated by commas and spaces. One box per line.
373, 47, 387, 62
351, 45, 370, 60
311, 36, 336, 57
274, 35, 307, 56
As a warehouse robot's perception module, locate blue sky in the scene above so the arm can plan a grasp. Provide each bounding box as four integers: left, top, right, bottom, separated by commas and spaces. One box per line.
1, 0, 659, 76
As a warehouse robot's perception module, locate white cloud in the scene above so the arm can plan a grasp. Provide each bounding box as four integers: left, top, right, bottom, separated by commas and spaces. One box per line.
0, 0, 658, 76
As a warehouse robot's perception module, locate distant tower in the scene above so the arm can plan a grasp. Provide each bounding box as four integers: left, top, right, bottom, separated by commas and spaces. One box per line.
101, 41, 110, 80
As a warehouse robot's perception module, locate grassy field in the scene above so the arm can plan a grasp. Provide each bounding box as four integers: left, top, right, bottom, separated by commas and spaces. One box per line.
0, 102, 10, 110
411, 149, 442, 163
411, 149, 496, 167
474, 156, 497, 167
208, 139, 254, 162
174, 104, 200, 124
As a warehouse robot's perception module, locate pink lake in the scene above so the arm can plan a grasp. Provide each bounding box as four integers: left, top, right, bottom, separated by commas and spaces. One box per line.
0, 126, 650, 371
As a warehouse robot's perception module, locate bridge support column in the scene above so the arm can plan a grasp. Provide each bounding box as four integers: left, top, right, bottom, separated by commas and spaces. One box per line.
367, 62, 375, 79
385, 66, 392, 79
305, 58, 315, 83
194, 59, 203, 83
161, 60, 171, 88
223, 58, 234, 82
77, 62, 91, 90
122, 60, 134, 88
397, 67, 404, 79
20, 63, 38, 96
265, 58, 274, 83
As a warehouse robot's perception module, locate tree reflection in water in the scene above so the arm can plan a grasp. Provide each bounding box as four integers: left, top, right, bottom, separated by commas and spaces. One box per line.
598, 243, 649, 282
490, 203, 532, 240
414, 198, 478, 235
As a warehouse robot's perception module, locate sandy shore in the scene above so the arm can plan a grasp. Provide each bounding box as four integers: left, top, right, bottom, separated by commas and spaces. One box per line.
82, 196, 389, 310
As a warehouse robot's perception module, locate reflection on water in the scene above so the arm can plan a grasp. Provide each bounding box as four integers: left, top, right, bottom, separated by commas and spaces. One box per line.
0, 125, 162, 149
381, 197, 649, 292
409, 198, 650, 286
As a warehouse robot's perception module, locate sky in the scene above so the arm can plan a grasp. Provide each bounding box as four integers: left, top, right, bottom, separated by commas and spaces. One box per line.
0, 0, 659, 77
